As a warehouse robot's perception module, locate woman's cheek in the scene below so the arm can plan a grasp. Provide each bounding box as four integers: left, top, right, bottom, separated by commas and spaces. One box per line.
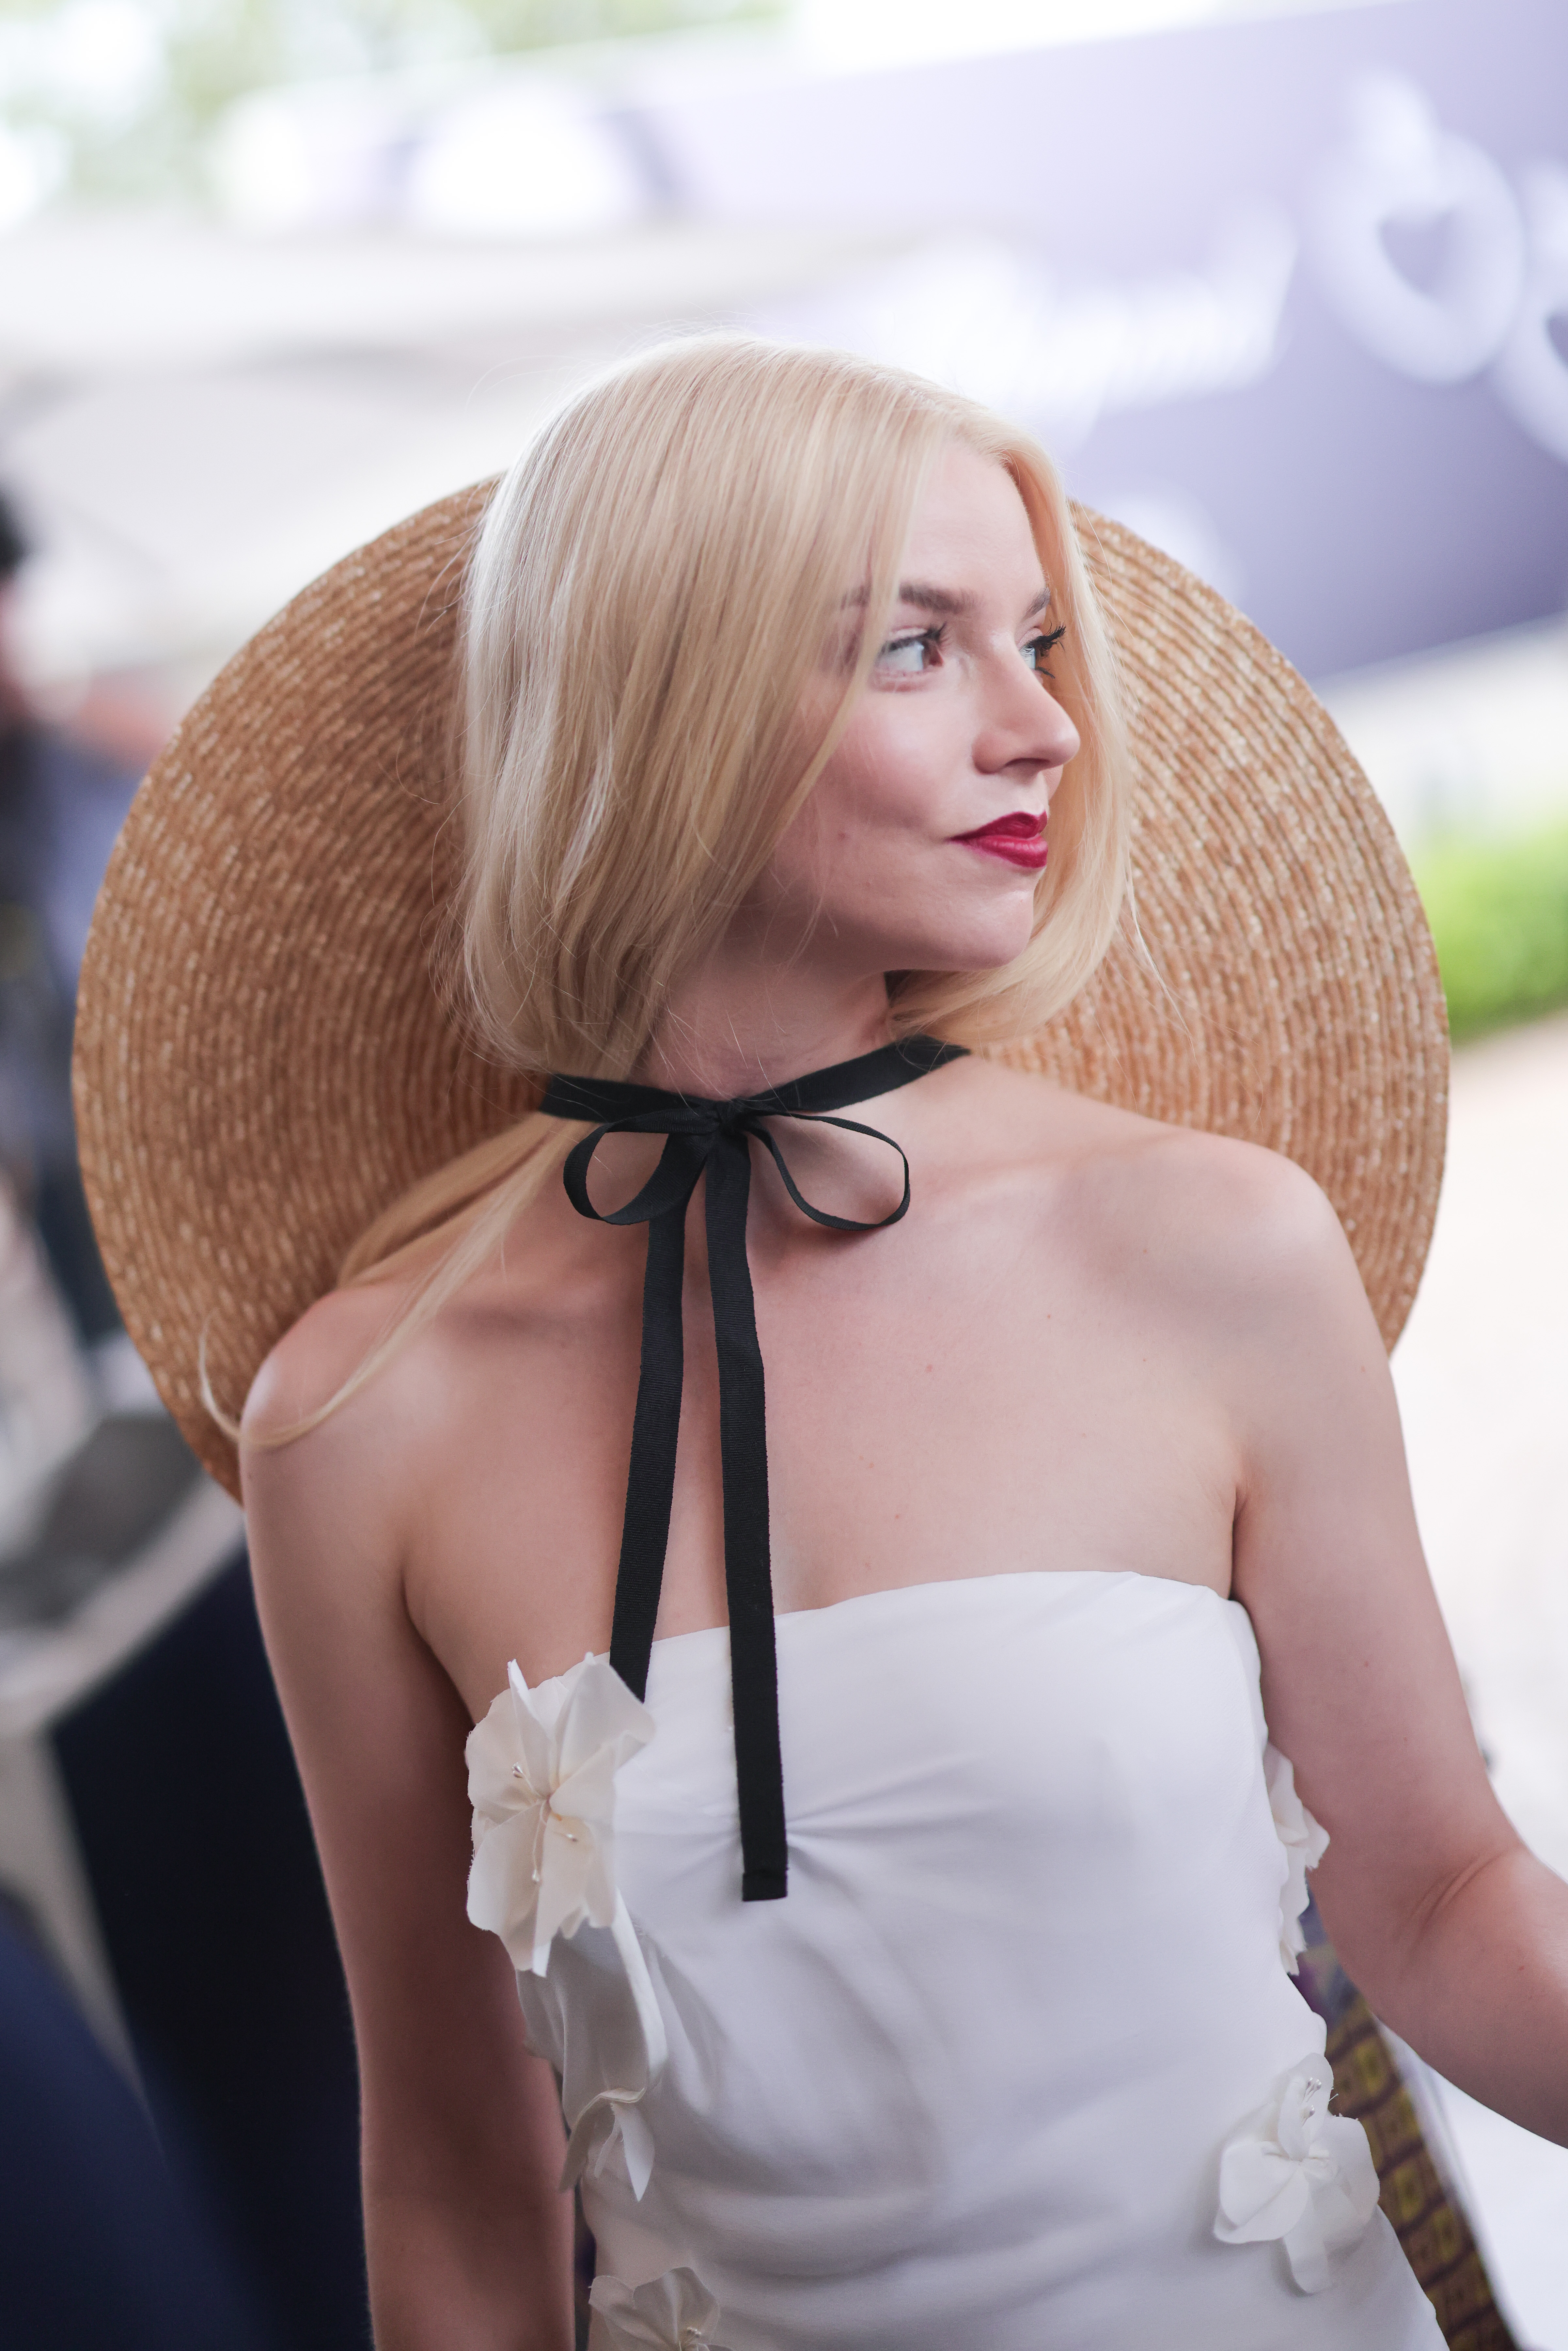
858, 718, 949, 821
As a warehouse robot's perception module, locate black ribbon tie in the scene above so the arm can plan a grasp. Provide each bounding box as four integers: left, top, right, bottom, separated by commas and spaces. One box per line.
539, 1035, 967, 1902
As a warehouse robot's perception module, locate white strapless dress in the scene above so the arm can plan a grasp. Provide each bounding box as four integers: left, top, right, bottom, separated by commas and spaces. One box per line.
465, 1571, 1444, 2348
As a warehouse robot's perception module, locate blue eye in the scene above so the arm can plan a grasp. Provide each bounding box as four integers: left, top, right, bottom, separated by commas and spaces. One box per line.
875, 626, 944, 676
1023, 624, 1067, 675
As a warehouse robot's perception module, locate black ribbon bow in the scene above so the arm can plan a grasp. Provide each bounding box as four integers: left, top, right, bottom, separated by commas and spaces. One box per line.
539, 1035, 966, 1901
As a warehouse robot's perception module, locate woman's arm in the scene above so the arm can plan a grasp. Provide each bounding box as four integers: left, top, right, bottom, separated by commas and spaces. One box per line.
243, 1300, 575, 2351
1216, 1150, 1568, 2143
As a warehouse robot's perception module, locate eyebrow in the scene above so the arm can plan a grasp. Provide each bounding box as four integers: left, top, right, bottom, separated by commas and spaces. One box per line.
841, 581, 1055, 621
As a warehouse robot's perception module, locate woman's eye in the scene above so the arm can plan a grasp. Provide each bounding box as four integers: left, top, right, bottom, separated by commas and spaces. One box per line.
874, 626, 943, 677
1023, 624, 1067, 674
1023, 624, 1067, 676
1025, 621, 1072, 677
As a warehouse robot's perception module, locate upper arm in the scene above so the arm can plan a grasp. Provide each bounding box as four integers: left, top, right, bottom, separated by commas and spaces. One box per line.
241, 1303, 572, 2331
1187, 1147, 1519, 2001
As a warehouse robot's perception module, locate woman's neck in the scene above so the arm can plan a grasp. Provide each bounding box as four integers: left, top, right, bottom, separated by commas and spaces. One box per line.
636, 964, 894, 1101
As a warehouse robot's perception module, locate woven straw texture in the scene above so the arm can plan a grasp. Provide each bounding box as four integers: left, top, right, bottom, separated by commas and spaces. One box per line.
73, 489, 1447, 1501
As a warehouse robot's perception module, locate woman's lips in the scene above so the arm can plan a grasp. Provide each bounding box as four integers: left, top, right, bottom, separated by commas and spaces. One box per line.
951, 810, 1049, 871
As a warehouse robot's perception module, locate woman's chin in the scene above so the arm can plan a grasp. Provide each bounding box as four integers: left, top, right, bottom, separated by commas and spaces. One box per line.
912, 900, 1040, 975
881, 923, 1036, 980
821, 884, 1039, 988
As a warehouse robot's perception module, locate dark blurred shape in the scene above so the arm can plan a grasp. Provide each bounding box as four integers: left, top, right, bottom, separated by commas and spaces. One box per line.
0, 1413, 205, 1625
0, 487, 143, 1346
54, 1552, 370, 2351
0, 1903, 276, 2351
30, 1158, 122, 1344
0, 495, 27, 581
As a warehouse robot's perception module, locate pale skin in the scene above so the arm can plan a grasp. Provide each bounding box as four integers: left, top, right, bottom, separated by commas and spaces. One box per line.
244, 445, 1568, 2350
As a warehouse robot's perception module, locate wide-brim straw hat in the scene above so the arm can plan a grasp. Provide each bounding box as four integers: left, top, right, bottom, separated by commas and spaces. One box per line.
74, 487, 1447, 1501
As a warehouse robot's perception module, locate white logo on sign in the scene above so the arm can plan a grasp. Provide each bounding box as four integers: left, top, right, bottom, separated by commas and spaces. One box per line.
769, 71, 1568, 474
1308, 73, 1526, 384
791, 208, 1297, 451
1308, 73, 1525, 384
1492, 163, 1568, 464
1309, 75, 1568, 465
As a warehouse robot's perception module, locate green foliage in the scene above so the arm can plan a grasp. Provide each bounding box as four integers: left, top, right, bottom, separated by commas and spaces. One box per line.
0, 0, 782, 209
1414, 819, 1568, 1041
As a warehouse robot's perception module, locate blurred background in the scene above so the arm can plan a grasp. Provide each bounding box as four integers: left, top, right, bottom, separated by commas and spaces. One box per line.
0, 1, 1564, 2345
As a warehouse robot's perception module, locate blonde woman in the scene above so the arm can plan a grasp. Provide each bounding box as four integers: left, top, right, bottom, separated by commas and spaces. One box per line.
153, 340, 1564, 2346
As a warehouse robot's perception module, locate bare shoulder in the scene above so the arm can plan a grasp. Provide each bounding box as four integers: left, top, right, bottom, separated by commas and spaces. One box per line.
239, 1209, 587, 1600
240, 1271, 445, 1587
949, 1057, 1368, 1336
244, 1277, 405, 1441
1080, 1112, 1375, 1362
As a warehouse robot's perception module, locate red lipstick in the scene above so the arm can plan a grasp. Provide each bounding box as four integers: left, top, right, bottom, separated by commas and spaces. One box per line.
951, 809, 1049, 871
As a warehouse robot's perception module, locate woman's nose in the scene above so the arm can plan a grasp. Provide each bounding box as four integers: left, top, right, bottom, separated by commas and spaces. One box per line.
974, 653, 1081, 780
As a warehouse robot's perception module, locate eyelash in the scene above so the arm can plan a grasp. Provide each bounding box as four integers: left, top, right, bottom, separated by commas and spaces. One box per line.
874, 621, 1068, 677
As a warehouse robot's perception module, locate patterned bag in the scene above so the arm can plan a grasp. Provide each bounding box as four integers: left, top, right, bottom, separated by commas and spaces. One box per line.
1295, 1896, 1520, 2351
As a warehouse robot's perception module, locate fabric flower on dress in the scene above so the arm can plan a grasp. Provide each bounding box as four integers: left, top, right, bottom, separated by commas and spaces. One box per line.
467, 1655, 669, 2202
1264, 1743, 1329, 1974
466, 1655, 655, 1977
565, 2084, 658, 2202
1215, 2052, 1379, 2292
588, 2267, 732, 2351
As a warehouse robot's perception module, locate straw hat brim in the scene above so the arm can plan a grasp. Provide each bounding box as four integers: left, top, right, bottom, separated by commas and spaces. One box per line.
73, 488, 1448, 1502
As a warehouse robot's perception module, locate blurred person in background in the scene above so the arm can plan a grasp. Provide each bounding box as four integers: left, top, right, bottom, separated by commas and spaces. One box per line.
0, 1901, 275, 2351
0, 489, 141, 1358
0, 495, 274, 2345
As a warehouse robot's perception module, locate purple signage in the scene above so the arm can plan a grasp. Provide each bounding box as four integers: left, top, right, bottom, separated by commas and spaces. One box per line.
632, 0, 1568, 677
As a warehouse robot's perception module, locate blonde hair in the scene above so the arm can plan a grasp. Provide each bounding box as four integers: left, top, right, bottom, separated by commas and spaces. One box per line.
240, 334, 1130, 1441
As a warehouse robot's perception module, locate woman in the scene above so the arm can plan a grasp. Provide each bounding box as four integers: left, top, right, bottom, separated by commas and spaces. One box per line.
104, 339, 1568, 2346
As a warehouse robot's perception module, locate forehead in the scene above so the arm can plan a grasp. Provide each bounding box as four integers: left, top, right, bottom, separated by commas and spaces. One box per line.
899, 444, 1043, 595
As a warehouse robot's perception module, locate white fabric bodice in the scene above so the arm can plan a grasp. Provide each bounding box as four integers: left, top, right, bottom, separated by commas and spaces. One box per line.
467, 1571, 1443, 2348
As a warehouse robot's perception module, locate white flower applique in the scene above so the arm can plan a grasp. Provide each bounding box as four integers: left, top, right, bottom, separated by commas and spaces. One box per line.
466, 1654, 651, 1971
565, 2076, 660, 2204
465, 1655, 669, 2197
588, 2267, 732, 2351
1263, 1743, 1330, 1973
1215, 2052, 1380, 2292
